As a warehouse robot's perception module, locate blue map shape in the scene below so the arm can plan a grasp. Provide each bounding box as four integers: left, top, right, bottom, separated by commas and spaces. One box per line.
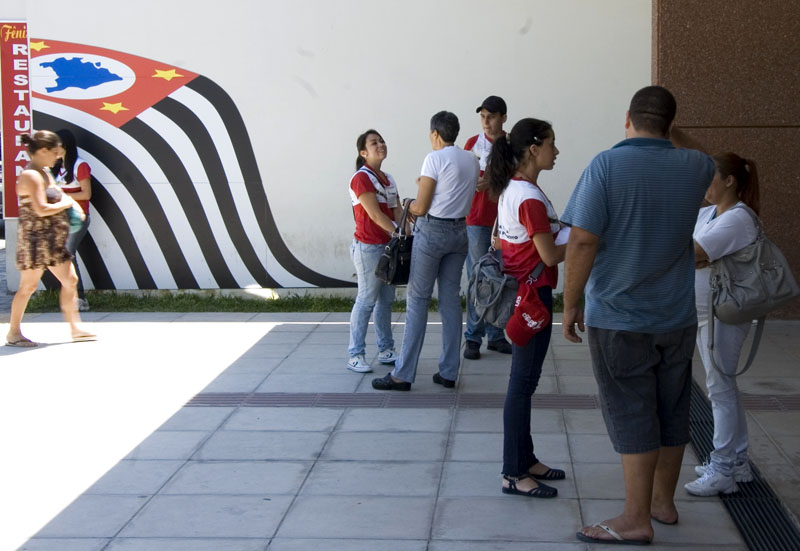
41, 57, 122, 93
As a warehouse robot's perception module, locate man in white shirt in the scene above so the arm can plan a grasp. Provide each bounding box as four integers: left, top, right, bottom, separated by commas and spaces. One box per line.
373, 111, 479, 390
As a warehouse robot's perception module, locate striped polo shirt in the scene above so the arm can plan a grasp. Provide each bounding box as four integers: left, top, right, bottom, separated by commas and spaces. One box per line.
561, 137, 714, 333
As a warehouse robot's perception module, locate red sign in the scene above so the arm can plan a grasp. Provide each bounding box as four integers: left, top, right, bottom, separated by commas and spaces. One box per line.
1, 21, 31, 218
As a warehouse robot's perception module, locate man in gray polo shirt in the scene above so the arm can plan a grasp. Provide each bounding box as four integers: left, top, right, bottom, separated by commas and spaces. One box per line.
561, 86, 714, 545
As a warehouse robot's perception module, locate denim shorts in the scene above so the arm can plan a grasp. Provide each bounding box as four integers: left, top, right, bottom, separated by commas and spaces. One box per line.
588, 324, 697, 454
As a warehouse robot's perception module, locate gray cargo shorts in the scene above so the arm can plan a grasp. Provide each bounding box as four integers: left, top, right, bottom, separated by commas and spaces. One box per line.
587, 324, 697, 454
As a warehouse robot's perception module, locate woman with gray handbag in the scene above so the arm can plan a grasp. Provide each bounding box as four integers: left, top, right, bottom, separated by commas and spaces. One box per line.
685, 153, 761, 497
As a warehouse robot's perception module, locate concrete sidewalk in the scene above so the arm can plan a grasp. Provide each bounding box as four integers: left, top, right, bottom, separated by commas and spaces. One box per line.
2, 307, 799, 551
2, 236, 800, 550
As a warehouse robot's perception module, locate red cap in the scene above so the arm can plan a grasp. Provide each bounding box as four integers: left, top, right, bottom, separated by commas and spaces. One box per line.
505, 283, 550, 347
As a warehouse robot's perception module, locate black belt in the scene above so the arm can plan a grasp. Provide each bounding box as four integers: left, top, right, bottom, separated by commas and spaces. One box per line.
426, 214, 466, 222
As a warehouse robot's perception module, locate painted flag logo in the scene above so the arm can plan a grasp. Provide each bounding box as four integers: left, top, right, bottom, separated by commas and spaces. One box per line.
29, 39, 350, 290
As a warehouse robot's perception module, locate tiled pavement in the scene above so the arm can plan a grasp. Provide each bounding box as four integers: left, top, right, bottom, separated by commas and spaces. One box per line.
2, 241, 800, 550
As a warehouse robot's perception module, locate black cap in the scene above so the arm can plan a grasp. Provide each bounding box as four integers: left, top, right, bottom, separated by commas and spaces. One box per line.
476, 96, 507, 115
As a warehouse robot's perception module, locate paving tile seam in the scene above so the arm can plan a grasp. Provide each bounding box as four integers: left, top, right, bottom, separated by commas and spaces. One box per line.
186, 391, 800, 410
426, 391, 463, 545
262, 401, 349, 542
747, 414, 800, 481
102, 404, 244, 546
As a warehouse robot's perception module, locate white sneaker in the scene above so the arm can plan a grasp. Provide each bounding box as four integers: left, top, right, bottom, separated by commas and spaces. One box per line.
377, 348, 398, 364
695, 460, 753, 483
685, 464, 738, 496
347, 355, 372, 373
77, 298, 89, 312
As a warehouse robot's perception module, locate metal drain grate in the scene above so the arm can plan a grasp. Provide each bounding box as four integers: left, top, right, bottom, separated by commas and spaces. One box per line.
185, 392, 599, 408
689, 381, 800, 550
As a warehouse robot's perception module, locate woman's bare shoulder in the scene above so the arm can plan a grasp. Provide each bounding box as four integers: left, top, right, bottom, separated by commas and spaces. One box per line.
17, 168, 45, 192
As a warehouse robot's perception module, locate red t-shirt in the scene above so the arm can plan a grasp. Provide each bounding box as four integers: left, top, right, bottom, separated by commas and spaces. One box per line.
56, 158, 91, 214
349, 165, 399, 245
498, 178, 560, 287
464, 133, 500, 227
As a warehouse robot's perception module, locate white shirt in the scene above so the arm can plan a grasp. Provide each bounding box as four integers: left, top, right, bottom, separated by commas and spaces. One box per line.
420, 145, 478, 218
694, 202, 759, 321
467, 133, 494, 171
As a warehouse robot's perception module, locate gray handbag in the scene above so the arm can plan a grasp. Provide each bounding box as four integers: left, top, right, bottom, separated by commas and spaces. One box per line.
707, 204, 800, 375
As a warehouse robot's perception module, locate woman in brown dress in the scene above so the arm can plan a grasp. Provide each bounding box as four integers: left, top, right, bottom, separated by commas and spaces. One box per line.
6, 130, 94, 347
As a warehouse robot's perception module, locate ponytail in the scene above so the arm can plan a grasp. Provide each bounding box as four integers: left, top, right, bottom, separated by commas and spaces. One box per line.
713, 153, 760, 215
485, 118, 552, 200
486, 134, 515, 199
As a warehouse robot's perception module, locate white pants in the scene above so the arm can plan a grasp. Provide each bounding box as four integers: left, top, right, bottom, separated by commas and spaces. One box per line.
696, 315, 751, 475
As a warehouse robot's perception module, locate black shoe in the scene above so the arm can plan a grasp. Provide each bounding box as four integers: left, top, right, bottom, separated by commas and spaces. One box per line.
433, 372, 456, 388
487, 338, 512, 354
501, 474, 557, 498
371, 372, 411, 391
464, 340, 481, 360
530, 466, 566, 481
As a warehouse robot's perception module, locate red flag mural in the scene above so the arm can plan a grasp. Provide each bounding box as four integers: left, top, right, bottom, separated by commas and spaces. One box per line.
24, 38, 351, 290
29, 39, 198, 127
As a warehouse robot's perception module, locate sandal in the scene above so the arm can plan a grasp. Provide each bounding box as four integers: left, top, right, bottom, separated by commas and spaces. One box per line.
501, 473, 557, 498
529, 465, 566, 481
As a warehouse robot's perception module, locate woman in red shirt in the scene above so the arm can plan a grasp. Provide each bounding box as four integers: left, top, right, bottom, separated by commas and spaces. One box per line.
347, 130, 403, 373
487, 118, 567, 498
54, 129, 92, 312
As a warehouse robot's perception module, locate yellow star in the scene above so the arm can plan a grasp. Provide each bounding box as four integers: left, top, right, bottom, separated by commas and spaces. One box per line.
100, 102, 129, 114
153, 68, 184, 81
29, 41, 49, 52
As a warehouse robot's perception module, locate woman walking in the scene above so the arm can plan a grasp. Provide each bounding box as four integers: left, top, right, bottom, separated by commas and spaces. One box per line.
6, 131, 94, 347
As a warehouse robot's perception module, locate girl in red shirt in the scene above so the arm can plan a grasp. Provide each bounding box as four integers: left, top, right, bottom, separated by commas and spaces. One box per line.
487, 118, 567, 499
54, 129, 92, 311
347, 130, 403, 373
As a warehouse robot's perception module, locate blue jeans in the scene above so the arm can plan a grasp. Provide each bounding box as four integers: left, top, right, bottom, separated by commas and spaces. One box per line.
348, 239, 395, 358
696, 316, 751, 476
465, 224, 505, 343
392, 216, 468, 383
503, 286, 552, 476
66, 214, 90, 299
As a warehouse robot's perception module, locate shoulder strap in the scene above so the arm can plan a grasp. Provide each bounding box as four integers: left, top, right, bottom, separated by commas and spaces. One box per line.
728, 203, 763, 234
359, 166, 390, 202
708, 300, 764, 377
397, 199, 414, 238
488, 218, 499, 253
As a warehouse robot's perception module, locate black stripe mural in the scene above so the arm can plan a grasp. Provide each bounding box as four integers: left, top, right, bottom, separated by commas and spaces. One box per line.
29, 39, 354, 290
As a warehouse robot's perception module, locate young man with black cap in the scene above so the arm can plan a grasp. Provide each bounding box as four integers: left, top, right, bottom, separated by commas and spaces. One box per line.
463, 95, 513, 359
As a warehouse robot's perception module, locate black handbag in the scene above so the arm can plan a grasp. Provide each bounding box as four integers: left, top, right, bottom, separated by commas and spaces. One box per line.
375, 200, 414, 285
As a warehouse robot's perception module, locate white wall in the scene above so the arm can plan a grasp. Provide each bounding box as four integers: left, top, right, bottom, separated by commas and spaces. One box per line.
11, 0, 651, 288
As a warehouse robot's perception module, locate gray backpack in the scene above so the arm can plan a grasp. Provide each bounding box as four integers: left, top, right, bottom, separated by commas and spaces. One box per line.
467, 250, 519, 329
